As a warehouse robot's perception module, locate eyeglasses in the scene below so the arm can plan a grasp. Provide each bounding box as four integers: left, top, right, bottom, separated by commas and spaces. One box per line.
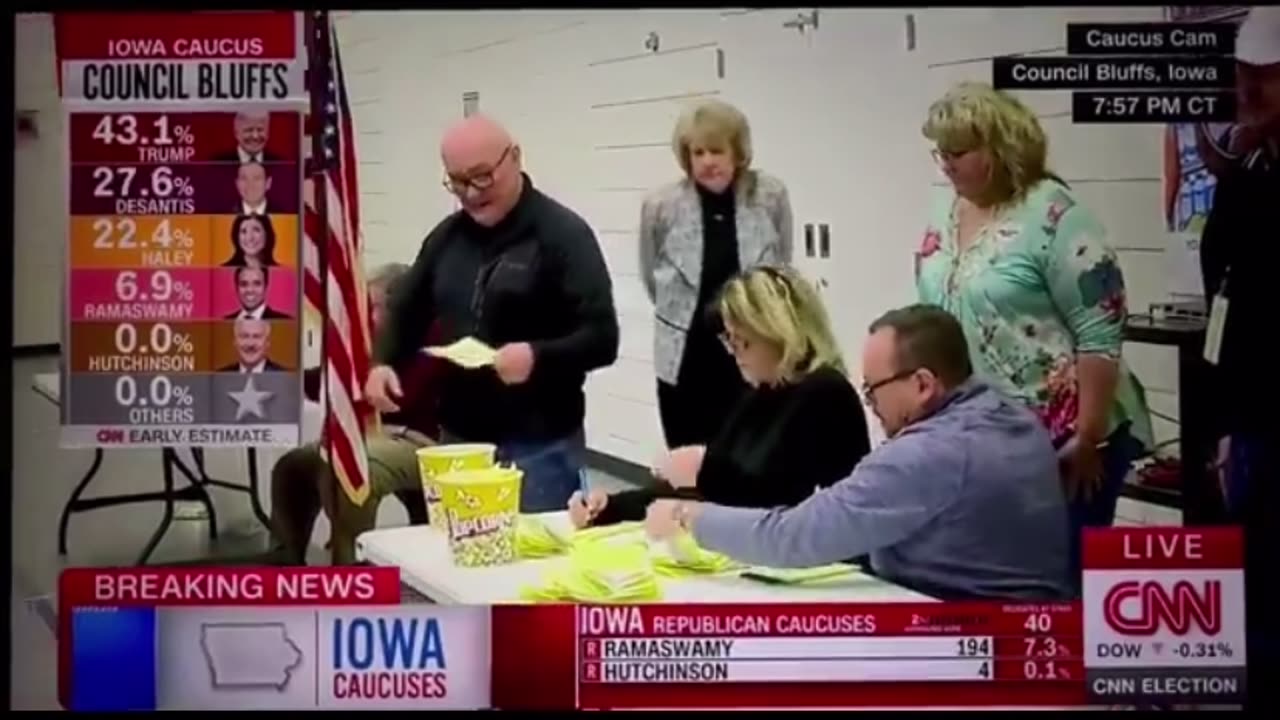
860, 367, 921, 404
930, 148, 973, 166
442, 145, 512, 194
719, 331, 750, 355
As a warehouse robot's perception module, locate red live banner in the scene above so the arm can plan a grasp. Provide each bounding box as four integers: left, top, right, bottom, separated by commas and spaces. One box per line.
1082, 526, 1246, 705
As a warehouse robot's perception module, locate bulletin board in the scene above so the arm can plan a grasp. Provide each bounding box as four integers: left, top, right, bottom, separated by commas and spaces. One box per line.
1159, 6, 1251, 301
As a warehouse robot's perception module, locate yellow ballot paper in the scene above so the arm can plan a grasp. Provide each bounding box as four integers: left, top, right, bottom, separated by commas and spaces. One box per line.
519, 540, 661, 604
740, 563, 860, 585
649, 531, 740, 577
424, 337, 497, 369
515, 515, 573, 559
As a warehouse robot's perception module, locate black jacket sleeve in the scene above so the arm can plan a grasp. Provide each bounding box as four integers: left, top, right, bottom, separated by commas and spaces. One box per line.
530, 218, 620, 378
373, 222, 449, 370
590, 482, 697, 526
808, 373, 872, 490
1198, 170, 1239, 443
692, 401, 751, 506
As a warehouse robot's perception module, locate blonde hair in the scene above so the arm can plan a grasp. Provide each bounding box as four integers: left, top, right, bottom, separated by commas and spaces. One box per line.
671, 99, 756, 193
717, 266, 847, 383
922, 82, 1058, 207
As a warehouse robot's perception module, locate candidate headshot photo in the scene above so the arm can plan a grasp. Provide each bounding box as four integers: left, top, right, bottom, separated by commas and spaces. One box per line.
235, 160, 274, 216
218, 317, 286, 373
214, 110, 283, 164
222, 214, 279, 268
224, 266, 292, 320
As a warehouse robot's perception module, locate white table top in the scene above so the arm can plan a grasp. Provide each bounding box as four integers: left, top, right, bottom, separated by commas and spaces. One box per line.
32, 371, 324, 443
356, 511, 935, 605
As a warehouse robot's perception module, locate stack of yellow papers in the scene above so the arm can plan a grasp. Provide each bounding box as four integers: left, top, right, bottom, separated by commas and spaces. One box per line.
515, 515, 572, 559
424, 337, 497, 369
571, 521, 646, 549
740, 563, 859, 585
650, 531, 740, 577
519, 542, 661, 604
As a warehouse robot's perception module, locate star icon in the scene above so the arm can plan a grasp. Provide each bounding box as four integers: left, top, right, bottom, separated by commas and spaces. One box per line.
227, 375, 274, 421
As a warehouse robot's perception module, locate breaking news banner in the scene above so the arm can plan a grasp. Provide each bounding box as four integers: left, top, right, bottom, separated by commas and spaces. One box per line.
55, 567, 496, 711
1082, 527, 1246, 706
55, 527, 1246, 712
54, 12, 307, 448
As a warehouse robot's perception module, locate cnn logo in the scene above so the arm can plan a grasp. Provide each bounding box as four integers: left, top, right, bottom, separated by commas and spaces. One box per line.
95, 428, 126, 444
1102, 579, 1221, 636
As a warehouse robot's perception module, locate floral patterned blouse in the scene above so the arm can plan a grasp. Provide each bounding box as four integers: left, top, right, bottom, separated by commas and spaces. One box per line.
915, 180, 1153, 450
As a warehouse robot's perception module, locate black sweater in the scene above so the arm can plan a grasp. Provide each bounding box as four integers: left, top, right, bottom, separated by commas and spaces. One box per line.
591, 364, 871, 525
374, 175, 620, 443
1198, 147, 1280, 437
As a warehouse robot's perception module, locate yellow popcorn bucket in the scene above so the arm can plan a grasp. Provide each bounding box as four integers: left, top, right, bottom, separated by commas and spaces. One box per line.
416, 444, 497, 529
435, 465, 523, 567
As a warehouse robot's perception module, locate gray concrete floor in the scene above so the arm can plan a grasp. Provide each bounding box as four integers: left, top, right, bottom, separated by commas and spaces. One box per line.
9, 353, 634, 710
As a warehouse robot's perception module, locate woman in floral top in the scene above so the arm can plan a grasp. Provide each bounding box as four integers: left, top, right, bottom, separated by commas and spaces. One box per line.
914, 82, 1153, 588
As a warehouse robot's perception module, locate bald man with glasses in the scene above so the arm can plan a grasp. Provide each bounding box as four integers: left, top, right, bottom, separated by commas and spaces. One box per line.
367, 115, 619, 513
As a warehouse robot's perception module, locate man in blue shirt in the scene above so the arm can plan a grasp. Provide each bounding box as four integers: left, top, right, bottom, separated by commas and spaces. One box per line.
646, 304, 1072, 600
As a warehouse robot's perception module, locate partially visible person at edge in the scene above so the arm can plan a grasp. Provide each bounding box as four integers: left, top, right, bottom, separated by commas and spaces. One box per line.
568, 266, 869, 528
367, 114, 620, 513
639, 99, 794, 449
267, 263, 445, 564
644, 304, 1072, 602
914, 81, 1153, 591
1198, 7, 1280, 709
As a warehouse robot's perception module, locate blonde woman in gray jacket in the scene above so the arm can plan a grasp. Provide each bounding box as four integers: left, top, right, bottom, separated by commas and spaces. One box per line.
638, 99, 795, 448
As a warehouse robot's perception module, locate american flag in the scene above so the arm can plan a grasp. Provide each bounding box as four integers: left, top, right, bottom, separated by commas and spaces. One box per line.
304, 11, 376, 507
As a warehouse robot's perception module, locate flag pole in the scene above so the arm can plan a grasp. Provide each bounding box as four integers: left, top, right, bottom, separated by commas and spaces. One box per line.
308, 11, 332, 461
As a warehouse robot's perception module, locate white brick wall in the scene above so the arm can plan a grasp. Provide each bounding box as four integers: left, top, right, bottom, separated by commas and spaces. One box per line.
329, 8, 1192, 467
14, 13, 66, 348
14, 10, 1191, 477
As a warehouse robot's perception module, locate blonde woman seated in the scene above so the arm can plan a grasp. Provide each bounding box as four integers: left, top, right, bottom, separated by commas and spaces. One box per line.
569, 266, 869, 528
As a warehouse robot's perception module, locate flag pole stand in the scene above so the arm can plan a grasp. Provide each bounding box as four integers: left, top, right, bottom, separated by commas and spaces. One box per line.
307, 11, 332, 469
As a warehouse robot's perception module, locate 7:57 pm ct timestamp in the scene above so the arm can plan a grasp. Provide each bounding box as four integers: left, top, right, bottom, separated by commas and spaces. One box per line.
1072, 90, 1235, 124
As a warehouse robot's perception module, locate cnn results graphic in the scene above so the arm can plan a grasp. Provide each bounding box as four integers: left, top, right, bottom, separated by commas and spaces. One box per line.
1082, 527, 1246, 705
55, 12, 309, 448
993, 21, 1238, 123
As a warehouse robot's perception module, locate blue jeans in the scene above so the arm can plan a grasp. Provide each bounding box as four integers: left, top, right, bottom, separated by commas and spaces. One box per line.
1223, 433, 1266, 518
494, 430, 588, 513
1066, 423, 1145, 595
